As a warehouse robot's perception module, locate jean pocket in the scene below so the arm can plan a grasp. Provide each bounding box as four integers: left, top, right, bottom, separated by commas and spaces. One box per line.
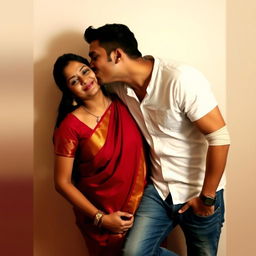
182, 207, 222, 230
192, 206, 220, 219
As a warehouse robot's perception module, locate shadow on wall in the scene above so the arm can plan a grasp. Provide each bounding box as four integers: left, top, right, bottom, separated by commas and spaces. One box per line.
34, 29, 187, 256
34, 30, 90, 256
168, 226, 187, 255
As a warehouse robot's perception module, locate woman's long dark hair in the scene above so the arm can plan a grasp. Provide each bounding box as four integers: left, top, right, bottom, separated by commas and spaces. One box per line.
53, 53, 90, 127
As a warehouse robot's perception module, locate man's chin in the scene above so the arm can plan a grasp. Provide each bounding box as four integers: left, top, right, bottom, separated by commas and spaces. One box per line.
97, 78, 108, 86
101, 81, 124, 87
98, 81, 112, 86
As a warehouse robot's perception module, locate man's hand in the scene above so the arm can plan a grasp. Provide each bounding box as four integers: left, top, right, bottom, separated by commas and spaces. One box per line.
178, 197, 214, 217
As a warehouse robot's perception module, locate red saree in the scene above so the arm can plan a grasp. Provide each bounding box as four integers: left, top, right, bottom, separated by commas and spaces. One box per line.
53, 98, 147, 255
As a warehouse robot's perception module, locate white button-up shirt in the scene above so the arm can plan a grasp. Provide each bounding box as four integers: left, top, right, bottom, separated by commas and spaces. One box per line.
107, 57, 226, 204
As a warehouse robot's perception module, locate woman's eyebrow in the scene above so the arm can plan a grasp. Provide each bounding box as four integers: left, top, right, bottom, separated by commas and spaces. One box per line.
79, 65, 86, 71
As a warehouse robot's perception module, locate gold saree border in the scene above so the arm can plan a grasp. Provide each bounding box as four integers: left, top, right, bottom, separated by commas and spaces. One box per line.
124, 148, 147, 214
82, 107, 111, 158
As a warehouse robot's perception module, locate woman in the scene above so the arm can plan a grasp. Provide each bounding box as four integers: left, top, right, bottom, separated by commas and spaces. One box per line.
52, 53, 147, 256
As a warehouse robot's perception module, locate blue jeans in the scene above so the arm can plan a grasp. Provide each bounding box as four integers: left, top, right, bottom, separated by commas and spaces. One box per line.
123, 184, 225, 256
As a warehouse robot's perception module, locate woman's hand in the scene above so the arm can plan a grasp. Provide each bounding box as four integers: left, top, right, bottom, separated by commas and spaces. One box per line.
101, 211, 134, 233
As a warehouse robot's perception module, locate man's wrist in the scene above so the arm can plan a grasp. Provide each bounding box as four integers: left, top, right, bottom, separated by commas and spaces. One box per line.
199, 193, 216, 206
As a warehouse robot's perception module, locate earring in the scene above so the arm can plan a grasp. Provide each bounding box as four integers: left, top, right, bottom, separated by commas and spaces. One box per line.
72, 99, 78, 106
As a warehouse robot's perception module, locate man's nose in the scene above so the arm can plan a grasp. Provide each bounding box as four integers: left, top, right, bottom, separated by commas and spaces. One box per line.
89, 61, 95, 70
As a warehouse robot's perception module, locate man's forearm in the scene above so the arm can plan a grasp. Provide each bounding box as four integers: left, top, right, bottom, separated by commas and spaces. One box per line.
201, 144, 230, 197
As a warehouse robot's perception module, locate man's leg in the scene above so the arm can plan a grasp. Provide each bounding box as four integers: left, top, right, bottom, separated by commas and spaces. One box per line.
123, 184, 178, 256
180, 189, 225, 256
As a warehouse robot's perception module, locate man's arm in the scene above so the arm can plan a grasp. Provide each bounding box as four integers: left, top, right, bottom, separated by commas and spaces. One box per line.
179, 106, 230, 216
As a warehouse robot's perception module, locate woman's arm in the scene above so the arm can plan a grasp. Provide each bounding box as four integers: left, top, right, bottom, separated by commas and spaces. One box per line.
54, 155, 98, 218
54, 155, 133, 233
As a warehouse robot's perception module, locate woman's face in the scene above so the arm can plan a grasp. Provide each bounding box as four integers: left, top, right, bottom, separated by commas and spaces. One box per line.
63, 61, 100, 101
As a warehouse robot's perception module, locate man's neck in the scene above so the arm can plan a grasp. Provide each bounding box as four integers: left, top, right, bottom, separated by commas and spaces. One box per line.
126, 56, 154, 102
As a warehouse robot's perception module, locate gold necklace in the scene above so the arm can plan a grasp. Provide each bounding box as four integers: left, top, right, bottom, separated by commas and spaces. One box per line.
82, 106, 101, 123
82, 99, 111, 123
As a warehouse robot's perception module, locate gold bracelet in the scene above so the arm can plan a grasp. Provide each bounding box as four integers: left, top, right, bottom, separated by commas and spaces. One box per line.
98, 214, 104, 228
93, 211, 104, 227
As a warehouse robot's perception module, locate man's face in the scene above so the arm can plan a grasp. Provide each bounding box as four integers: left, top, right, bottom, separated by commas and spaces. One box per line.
89, 40, 116, 85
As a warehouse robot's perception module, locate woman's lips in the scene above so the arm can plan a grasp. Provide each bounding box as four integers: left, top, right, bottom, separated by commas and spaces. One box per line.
83, 81, 94, 91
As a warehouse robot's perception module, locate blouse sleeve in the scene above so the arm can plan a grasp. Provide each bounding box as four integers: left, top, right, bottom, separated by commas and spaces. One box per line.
53, 120, 79, 158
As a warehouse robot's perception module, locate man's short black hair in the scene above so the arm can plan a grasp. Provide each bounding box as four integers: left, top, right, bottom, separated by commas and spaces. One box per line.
84, 23, 142, 59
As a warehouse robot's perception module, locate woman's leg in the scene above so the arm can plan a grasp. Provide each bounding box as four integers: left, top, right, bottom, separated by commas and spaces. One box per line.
85, 234, 124, 256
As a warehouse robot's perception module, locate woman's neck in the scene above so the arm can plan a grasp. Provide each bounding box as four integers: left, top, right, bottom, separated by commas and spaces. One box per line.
82, 91, 110, 112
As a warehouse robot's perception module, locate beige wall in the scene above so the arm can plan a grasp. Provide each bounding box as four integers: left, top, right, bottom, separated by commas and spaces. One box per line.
0, 1, 33, 255
34, 1, 226, 255
226, 0, 256, 255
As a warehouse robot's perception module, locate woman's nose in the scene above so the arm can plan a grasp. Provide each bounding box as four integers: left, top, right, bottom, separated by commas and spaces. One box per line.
79, 77, 86, 85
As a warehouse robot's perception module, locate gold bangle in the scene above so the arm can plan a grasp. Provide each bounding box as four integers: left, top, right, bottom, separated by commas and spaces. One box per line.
98, 214, 104, 228
93, 211, 104, 227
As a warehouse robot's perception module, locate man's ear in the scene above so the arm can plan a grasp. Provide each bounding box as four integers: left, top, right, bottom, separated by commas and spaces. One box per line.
114, 48, 122, 64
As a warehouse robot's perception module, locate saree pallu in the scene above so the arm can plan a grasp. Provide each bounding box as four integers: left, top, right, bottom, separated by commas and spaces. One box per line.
54, 99, 147, 254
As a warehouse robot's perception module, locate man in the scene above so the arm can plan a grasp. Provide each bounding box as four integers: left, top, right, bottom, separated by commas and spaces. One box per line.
84, 24, 230, 256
